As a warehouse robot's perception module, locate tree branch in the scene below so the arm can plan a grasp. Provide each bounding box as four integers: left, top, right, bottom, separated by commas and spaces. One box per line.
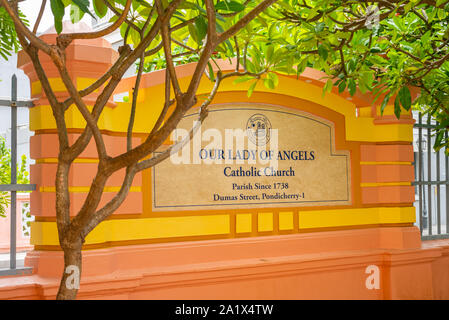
218, 0, 278, 42
33, 0, 47, 34
205, 0, 217, 42
56, 62, 108, 160
149, 69, 173, 138
62, 44, 132, 111
0, 0, 51, 54
81, 164, 138, 238
57, 0, 132, 48
102, 0, 141, 33
127, 52, 145, 151
135, 69, 265, 173
155, 0, 183, 102
64, 1, 176, 162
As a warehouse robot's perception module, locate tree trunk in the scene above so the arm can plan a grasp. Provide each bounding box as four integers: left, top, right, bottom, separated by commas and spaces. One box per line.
56, 246, 82, 300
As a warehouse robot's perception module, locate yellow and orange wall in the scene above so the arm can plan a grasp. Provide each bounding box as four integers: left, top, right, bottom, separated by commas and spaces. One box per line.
0, 31, 448, 300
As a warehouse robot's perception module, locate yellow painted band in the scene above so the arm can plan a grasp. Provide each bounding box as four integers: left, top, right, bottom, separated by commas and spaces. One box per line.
30, 207, 415, 246
258, 212, 273, 232
360, 162, 412, 166
36, 158, 100, 164
376, 104, 410, 116
345, 117, 413, 142
32, 78, 99, 96
77, 78, 99, 92
279, 211, 294, 230
31, 78, 67, 95
360, 182, 412, 187
358, 107, 372, 117
201, 75, 413, 142
299, 207, 415, 229
236, 214, 252, 233
39, 186, 141, 193
29, 100, 162, 134
31, 214, 230, 246
30, 74, 413, 142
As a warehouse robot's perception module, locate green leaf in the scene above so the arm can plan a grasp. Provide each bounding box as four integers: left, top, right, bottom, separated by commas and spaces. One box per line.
404, 2, 413, 13
207, 62, 215, 82
245, 59, 257, 73
380, 93, 391, 115
188, 22, 199, 45
134, 0, 152, 8
70, 4, 85, 23
177, 1, 197, 9
307, 7, 319, 21
398, 86, 412, 111
129, 28, 141, 46
348, 79, 356, 96
338, 80, 346, 93
93, 0, 108, 18
322, 79, 333, 96
247, 80, 258, 97
267, 72, 279, 87
394, 95, 401, 119
360, 71, 374, 88
233, 75, 253, 84
72, 0, 96, 19
265, 45, 274, 62
433, 129, 446, 151
314, 22, 325, 33
50, 0, 65, 34
318, 44, 328, 61
297, 58, 308, 75
195, 15, 208, 44
215, 1, 245, 12
264, 78, 275, 89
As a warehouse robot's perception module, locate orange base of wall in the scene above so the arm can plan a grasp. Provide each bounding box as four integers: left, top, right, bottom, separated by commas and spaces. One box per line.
0, 226, 448, 300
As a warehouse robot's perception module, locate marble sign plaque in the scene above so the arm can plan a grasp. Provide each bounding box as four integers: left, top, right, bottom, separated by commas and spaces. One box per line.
152, 103, 351, 211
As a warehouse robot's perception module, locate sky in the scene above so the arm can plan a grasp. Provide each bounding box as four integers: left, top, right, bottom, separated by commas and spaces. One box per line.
19, 0, 92, 34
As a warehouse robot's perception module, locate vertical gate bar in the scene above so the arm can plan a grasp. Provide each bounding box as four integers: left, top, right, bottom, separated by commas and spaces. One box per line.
427, 115, 432, 235
446, 130, 449, 235
419, 113, 423, 234
10, 75, 17, 270
436, 121, 441, 234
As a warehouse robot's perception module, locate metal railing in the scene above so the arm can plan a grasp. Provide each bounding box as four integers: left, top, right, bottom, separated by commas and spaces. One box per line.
0, 75, 35, 276
413, 112, 449, 240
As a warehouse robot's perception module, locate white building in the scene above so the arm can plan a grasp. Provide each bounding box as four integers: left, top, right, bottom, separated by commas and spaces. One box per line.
0, 53, 32, 164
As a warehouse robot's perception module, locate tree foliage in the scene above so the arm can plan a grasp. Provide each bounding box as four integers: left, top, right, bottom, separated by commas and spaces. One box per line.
4, 0, 449, 300
1, 0, 279, 300
115, 0, 449, 153
0, 4, 27, 60
50, 0, 290, 93
261, 0, 449, 150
